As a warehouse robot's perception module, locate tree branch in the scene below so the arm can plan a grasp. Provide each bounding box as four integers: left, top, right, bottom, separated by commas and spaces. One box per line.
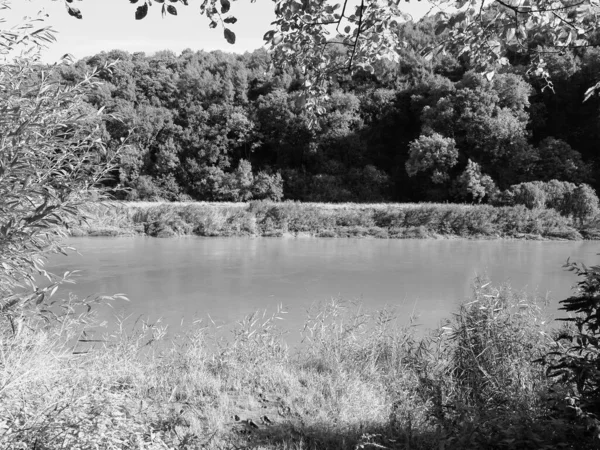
495, 0, 586, 14
336, 0, 349, 33
348, 0, 364, 71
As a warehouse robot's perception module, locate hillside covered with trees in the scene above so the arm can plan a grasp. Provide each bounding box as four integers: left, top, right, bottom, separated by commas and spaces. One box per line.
54, 17, 600, 205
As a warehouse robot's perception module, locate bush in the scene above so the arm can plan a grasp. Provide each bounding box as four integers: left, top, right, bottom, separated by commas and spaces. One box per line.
546, 260, 600, 438
505, 181, 548, 209
568, 184, 600, 225
251, 171, 284, 201
501, 180, 600, 223
406, 133, 459, 184
0, 42, 122, 330
453, 159, 497, 203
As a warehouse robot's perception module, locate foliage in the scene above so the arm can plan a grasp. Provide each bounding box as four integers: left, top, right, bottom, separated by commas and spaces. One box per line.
434, 280, 560, 449
569, 184, 600, 225
503, 181, 550, 210
0, 18, 123, 332
501, 180, 600, 223
535, 137, 592, 183
60, 0, 600, 100
406, 133, 458, 184
73, 200, 583, 240
544, 260, 600, 444
4, 278, 592, 449
43, 40, 599, 204
453, 159, 497, 203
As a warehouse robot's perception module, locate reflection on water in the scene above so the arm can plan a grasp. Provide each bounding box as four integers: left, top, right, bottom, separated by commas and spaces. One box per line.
47, 237, 598, 337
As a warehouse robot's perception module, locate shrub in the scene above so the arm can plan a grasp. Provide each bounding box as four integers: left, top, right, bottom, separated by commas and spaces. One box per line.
453, 159, 497, 203
568, 184, 600, 225
501, 180, 600, 223
224, 159, 255, 201
252, 171, 284, 201
506, 181, 548, 209
543, 179, 577, 213
546, 260, 600, 437
128, 175, 164, 200
406, 133, 459, 184
0, 39, 122, 330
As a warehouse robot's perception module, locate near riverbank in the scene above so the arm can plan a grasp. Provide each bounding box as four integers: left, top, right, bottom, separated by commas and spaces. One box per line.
71, 201, 600, 240
1, 281, 592, 449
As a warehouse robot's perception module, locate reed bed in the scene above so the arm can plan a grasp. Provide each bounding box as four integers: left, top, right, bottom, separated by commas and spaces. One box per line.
71, 201, 588, 240
0, 281, 589, 449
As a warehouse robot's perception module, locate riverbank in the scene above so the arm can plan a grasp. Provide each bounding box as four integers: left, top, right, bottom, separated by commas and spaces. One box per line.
71, 201, 600, 240
1, 281, 591, 449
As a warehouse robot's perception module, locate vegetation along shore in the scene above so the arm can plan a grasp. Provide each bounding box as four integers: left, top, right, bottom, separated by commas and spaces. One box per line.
4, 278, 600, 450
73, 196, 600, 240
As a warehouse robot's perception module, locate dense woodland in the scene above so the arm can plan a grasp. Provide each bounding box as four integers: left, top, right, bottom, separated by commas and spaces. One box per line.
55, 18, 600, 204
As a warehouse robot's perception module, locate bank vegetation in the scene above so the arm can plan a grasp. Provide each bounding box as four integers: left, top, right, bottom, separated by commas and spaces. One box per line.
72, 199, 600, 240
2, 279, 598, 450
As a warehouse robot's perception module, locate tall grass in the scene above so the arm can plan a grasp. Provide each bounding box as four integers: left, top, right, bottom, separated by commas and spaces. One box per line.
1, 280, 590, 449
71, 201, 588, 240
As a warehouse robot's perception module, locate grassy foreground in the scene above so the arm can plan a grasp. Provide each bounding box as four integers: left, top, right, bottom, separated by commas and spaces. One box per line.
71, 200, 599, 240
1, 281, 595, 449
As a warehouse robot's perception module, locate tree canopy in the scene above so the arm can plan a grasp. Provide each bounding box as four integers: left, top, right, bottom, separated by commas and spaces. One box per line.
57, 0, 600, 95
2, 0, 597, 204
45, 38, 597, 204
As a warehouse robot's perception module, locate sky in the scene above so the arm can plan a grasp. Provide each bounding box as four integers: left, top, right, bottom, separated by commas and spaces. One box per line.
3, 0, 435, 63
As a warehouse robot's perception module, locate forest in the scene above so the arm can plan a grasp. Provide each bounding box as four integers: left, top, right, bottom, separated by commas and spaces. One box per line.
54, 16, 600, 205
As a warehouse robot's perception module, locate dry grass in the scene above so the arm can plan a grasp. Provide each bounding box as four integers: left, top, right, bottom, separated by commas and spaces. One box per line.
70, 200, 586, 240
1, 281, 587, 449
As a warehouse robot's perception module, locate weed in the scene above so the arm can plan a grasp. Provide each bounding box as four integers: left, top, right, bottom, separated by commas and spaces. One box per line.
72, 201, 593, 240
1, 282, 595, 449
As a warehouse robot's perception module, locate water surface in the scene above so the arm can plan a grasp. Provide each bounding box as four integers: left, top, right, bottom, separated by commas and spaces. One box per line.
47, 237, 599, 337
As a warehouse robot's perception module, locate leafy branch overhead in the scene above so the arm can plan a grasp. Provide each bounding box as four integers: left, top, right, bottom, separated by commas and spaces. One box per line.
60, 0, 600, 91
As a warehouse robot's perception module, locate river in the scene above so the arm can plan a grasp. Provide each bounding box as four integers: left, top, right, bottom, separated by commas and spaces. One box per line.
47, 237, 598, 339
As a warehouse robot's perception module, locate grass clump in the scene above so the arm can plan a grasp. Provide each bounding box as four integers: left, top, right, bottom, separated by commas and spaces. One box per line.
73, 200, 593, 240
1, 280, 594, 449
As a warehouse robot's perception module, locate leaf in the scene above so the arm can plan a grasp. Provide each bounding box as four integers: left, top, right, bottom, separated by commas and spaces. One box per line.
584, 83, 600, 102
220, 0, 231, 14
434, 22, 447, 36
485, 70, 495, 82
209, 20, 218, 29
135, 2, 149, 20
505, 27, 516, 44
167, 4, 177, 15
129, 0, 139, 3
263, 30, 275, 41
224, 16, 237, 24
447, 11, 466, 28
344, 25, 351, 33
67, 6, 83, 19
224, 28, 236, 44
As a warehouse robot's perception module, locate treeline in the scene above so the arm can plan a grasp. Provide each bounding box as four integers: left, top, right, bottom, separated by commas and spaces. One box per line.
55, 18, 600, 203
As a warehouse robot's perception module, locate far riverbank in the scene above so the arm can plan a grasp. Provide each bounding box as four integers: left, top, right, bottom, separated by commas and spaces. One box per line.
70, 201, 600, 240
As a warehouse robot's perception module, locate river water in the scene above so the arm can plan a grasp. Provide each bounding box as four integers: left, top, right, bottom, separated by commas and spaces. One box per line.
47, 237, 598, 338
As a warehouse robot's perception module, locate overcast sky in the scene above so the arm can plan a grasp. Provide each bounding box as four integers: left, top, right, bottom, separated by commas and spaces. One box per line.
4, 0, 435, 62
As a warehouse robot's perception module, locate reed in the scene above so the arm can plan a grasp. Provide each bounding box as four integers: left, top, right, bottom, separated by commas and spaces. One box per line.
71, 200, 588, 240
0, 281, 588, 449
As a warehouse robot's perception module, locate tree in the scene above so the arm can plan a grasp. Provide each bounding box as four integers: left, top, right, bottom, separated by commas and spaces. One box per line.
56, 0, 600, 97
454, 159, 497, 203
0, 12, 123, 331
406, 133, 458, 184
